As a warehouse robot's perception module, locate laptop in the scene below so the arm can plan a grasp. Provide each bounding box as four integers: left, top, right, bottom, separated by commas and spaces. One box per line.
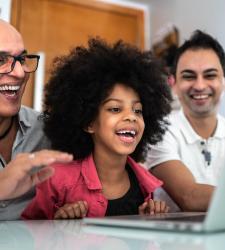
84, 165, 225, 233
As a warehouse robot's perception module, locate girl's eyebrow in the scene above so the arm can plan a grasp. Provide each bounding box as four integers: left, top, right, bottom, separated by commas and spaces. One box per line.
103, 98, 141, 104
103, 98, 122, 104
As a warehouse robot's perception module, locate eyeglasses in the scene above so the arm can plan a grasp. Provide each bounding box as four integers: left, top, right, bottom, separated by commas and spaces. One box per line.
0, 54, 40, 74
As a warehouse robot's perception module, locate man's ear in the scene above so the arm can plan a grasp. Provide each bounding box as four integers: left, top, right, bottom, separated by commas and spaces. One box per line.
169, 75, 178, 95
167, 74, 175, 87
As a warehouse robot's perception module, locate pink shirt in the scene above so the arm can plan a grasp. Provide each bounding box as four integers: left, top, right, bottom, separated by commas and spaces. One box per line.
22, 155, 162, 219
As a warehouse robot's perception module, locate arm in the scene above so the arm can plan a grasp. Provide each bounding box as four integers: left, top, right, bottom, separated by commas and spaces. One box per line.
0, 150, 73, 200
151, 160, 215, 211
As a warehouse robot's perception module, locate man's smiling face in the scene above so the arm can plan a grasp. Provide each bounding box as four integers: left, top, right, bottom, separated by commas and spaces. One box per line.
173, 48, 224, 118
0, 20, 29, 118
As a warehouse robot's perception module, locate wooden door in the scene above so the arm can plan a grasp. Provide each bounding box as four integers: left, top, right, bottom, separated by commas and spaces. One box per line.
11, 0, 145, 107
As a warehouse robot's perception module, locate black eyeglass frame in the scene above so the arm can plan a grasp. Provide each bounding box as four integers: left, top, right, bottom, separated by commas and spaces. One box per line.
0, 54, 40, 74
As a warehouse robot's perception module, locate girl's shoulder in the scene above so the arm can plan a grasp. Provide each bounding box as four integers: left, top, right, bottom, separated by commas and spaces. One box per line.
53, 160, 82, 170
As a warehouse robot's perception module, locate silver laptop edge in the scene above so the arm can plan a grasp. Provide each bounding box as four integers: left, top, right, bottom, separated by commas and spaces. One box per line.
84, 166, 225, 232
203, 163, 225, 232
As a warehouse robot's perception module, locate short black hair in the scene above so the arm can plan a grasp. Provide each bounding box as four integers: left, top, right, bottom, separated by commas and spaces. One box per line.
171, 30, 225, 75
43, 38, 172, 161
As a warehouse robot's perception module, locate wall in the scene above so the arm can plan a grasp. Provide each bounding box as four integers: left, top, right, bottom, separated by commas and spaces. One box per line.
0, 0, 11, 21
121, 0, 225, 116
121, 0, 225, 48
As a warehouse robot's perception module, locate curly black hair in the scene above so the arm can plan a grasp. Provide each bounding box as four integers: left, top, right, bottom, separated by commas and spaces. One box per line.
44, 38, 172, 161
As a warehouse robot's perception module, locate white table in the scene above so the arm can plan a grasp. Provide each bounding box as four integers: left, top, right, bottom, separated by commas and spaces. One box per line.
0, 220, 225, 250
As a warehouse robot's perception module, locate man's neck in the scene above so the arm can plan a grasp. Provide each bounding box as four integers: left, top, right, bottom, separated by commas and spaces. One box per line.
0, 117, 13, 136
184, 112, 217, 139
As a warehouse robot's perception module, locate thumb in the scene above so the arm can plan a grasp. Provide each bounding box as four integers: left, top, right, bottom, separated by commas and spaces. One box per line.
138, 201, 147, 215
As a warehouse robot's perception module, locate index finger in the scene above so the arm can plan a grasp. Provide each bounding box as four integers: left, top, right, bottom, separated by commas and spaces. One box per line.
13, 150, 73, 175
148, 199, 155, 215
27, 150, 73, 166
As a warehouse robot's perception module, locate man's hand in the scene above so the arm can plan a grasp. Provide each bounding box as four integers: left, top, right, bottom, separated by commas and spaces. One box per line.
0, 150, 73, 200
139, 199, 169, 215
54, 201, 88, 219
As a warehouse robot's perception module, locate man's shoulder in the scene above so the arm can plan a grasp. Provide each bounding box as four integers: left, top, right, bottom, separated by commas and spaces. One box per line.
168, 110, 184, 124
19, 105, 40, 121
14, 106, 50, 153
214, 114, 225, 139
18, 105, 45, 131
165, 110, 186, 134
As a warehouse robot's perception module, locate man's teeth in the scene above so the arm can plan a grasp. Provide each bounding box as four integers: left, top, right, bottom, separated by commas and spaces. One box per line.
0, 85, 20, 91
192, 94, 209, 100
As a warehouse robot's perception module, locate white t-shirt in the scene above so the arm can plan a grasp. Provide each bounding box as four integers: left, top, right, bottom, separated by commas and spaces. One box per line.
145, 110, 225, 211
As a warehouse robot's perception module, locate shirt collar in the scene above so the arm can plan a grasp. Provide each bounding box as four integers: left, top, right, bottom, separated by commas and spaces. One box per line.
81, 155, 163, 192
17, 106, 33, 136
213, 114, 225, 138
178, 109, 225, 144
81, 154, 102, 190
178, 110, 201, 144
127, 156, 162, 194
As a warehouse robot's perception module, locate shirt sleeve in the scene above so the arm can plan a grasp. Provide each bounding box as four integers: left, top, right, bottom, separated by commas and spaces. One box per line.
145, 129, 181, 169
21, 177, 62, 220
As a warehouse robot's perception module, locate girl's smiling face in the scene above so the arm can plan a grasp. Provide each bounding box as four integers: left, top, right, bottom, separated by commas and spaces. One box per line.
87, 83, 145, 158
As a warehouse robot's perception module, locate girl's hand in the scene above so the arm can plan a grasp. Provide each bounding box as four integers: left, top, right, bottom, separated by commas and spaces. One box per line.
54, 201, 88, 219
138, 199, 169, 215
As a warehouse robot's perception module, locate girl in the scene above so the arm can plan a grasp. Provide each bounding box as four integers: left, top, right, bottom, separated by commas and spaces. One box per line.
22, 38, 172, 219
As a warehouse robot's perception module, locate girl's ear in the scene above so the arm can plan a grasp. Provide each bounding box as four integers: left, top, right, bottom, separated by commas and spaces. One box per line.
84, 123, 95, 134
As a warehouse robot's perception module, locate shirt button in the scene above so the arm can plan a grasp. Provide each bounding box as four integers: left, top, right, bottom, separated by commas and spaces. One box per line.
98, 200, 105, 206
0, 203, 7, 208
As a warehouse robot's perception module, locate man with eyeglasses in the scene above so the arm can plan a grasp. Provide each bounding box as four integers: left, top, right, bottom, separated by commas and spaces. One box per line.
0, 19, 73, 219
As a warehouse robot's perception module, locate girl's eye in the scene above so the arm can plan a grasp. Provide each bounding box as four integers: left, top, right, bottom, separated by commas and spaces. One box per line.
133, 109, 143, 115
108, 107, 120, 113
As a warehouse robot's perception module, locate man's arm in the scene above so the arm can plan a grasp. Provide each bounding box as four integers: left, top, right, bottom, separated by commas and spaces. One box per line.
0, 150, 73, 200
151, 160, 215, 212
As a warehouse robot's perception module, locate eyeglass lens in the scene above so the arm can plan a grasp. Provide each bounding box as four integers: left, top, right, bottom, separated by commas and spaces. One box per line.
0, 54, 39, 74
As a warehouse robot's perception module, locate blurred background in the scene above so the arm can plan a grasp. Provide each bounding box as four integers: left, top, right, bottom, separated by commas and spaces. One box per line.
1, 0, 225, 115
